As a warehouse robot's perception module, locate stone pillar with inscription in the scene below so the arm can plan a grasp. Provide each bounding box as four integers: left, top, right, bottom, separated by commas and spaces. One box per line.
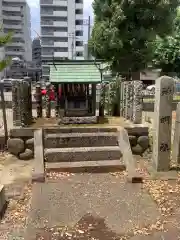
152, 76, 174, 171
12, 80, 21, 126
128, 81, 134, 120
20, 80, 28, 126
125, 81, 133, 120
132, 80, 143, 124
24, 77, 32, 125
124, 82, 129, 119
124, 81, 128, 118
120, 81, 124, 116
172, 102, 180, 164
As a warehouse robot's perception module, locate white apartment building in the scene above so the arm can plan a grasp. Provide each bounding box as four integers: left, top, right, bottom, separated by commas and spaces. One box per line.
40, 0, 84, 79
0, 0, 32, 63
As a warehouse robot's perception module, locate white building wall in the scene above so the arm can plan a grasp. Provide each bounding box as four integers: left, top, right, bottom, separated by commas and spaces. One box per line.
40, 0, 84, 79
23, 3, 32, 61
67, 0, 75, 59
1, 0, 32, 62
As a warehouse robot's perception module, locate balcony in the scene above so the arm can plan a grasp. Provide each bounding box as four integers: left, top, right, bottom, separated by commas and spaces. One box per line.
41, 40, 54, 46
4, 24, 22, 30
3, 0, 25, 2
42, 52, 54, 58
3, 15, 21, 21
53, 11, 67, 17
40, 0, 53, 4
41, 21, 53, 26
12, 33, 24, 38
41, 44, 54, 48
54, 42, 68, 47
6, 42, 24, 47
41, 11, 53, 16
40, 0, 67, 6
41, 32, 54, 36
6, 51, 24, 56
2, 6, 21, 12
75, 14, 83, 20
76, 46, 84, 52
76, 25, 83, 31
53, 21, 67, 27
53, 0, 67, 6
54, 32, 67, 37
76, 3, 83, 9
54, 52, 68, 58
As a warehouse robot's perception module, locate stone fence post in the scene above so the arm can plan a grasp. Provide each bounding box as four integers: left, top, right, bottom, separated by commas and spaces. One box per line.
152, 76, 174, 171
132, 80, 143, 124
35, 83, 42, 118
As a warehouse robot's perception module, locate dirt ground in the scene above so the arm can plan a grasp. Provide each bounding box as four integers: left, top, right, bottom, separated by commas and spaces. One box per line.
0, 113, 179, 239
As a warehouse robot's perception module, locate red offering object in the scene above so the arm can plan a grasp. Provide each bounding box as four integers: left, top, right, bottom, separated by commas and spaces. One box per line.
49, 89, 55, 101
41, 89, 47, 95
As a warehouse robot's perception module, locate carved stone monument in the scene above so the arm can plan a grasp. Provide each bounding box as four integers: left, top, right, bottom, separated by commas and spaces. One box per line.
152, 76, 174, 171
132, 80, 143, 124
12, 80, 21, 126
120, 81, 124, 117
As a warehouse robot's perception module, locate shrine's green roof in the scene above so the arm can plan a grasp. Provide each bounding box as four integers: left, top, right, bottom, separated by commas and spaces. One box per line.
49, 61, 102, 83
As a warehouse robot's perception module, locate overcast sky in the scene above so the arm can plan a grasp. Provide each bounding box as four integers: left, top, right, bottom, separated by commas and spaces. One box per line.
27, 0, 93, 40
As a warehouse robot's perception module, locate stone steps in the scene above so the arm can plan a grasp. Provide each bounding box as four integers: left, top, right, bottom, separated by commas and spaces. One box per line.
46, 160, 125, 173
44, 132, 118, 148
44, 146, 122, 163
44, 127, 117, 135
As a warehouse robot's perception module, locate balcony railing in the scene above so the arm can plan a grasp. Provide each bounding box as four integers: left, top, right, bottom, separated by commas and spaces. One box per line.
4, 24, 22, 30
41, 21, 53, 26
40, 0, 53, 4
2, 6, 21, 12
3, 15, 21, 20
41, 32, 54, 36
41, 41, 54, 46
41, 11, 53, 15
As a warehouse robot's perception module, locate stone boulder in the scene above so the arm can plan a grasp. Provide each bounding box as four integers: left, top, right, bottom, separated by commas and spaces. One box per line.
7, 138, 25, 156
19, 149, 33, 160
132, 144, 144, 156
25, 138, 34, 151
129, 135, 137, 147
137, 136, 149, 150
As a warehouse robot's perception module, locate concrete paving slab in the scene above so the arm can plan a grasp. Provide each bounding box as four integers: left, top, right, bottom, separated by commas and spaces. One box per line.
26, 173, 160, 238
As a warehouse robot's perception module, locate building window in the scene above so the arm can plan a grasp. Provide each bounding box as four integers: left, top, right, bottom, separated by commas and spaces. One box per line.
75, 20, 83, 25
75, 9, 83, 14
76, 41, 83, 46
76, 30, 83, 36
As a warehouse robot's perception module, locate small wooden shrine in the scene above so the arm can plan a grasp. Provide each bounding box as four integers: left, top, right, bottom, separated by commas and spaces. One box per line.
47, 60, 103, 123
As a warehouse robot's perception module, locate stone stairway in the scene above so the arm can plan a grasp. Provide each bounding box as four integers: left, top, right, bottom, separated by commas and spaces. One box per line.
43, 127, 126, 173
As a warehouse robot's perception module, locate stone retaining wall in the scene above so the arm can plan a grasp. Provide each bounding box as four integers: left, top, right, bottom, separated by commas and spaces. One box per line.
7, 126, 149, 159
